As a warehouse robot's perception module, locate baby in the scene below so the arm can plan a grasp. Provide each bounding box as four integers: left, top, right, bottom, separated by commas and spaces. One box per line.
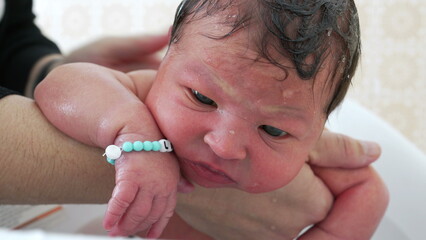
35, 0, 388, 239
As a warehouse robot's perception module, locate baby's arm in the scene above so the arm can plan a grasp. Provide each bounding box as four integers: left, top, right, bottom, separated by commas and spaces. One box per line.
34, 63, 180, 238
300, 166, 389, 239
34, 63, 157, 147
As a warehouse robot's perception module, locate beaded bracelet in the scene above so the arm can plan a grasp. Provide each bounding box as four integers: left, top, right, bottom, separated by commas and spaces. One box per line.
103, 139, 173, 165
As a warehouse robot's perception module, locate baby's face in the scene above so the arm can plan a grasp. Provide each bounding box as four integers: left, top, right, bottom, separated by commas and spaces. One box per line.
146, 18, 333, 193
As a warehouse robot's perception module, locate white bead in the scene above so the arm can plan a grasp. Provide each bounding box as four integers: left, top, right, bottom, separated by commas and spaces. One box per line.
159, 139, 173, 152
105, 145, 122, 159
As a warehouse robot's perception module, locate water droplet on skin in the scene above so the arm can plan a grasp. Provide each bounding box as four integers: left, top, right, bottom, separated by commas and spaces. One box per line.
229, 130, 235, 135
271, 197, 278, 203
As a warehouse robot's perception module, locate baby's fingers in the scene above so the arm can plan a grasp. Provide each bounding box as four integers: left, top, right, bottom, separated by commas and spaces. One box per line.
145, 194, 177, 238
103, 181, 138, 231
109, 190, 155, 236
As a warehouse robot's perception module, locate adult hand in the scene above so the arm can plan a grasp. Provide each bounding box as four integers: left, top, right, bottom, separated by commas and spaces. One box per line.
63, 34, 169, 72
26, 34, 169, 97
174, 131, 381, 240
308, 130, 381, 168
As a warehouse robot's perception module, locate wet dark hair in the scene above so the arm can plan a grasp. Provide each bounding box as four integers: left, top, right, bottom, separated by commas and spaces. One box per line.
170, 0, 361, 114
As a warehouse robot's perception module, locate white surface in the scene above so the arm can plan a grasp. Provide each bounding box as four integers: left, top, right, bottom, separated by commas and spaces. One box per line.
0, 228, 130, 240
21, 205, 107, 235
0, 205, 132, 239
327, 99, 426, 240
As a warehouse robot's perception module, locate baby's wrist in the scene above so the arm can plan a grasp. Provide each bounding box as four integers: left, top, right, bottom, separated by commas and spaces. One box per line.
112, 132, 165, 150
104, 135, 173, 165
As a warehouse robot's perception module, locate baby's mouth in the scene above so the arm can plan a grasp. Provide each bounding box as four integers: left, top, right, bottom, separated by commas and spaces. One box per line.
182, 159, 235, 185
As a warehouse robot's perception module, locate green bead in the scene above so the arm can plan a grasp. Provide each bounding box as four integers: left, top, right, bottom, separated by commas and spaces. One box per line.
122, 142, 133, 152
106, 158, 115, 165
152, 141, 160, 151
143, 141, 153, 151
133, 141, 144, 151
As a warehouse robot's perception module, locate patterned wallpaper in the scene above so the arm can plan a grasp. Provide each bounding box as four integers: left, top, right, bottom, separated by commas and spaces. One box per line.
348, 0, 426, 154
27, 0, 426, 154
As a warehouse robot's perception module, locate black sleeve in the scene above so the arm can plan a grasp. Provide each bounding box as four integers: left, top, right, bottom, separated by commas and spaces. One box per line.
0, 0, 61, 95
0, 86, 19, 99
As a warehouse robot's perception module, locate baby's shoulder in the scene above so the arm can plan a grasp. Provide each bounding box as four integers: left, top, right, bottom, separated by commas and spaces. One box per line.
126, 70, 157, 101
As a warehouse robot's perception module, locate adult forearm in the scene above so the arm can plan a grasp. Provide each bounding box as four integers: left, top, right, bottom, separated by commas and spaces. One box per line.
0, 95, 115, 204
303, 166, 389, 239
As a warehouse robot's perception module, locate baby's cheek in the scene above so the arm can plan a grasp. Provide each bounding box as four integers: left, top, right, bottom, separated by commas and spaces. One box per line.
154, 114, 188, 153
156, 117, 177, 139
247, 152, 307, 193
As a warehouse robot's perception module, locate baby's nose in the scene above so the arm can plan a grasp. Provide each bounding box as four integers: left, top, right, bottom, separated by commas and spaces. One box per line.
204, 127, 248, 161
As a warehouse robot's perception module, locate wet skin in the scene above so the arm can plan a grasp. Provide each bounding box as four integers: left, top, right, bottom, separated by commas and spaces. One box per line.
145, 16, 334, 193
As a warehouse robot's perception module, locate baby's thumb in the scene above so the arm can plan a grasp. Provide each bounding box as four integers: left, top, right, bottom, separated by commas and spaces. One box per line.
177, 177, 194, 193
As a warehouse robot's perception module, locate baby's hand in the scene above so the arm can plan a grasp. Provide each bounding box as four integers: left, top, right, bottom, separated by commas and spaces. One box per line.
103, 143, 180, 238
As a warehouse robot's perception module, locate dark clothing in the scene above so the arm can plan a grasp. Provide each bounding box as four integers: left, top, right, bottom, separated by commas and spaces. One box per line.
0, 86, 18, 99
0, 0, 60, 97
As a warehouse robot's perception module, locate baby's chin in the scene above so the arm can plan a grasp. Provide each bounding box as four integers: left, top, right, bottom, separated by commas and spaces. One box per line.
237, 176, 298, 193
192, 178, 286, 194
239, 184, 285, 194
184, 170, 238, 189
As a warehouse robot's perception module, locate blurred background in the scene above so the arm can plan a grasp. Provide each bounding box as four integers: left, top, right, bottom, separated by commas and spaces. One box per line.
14, 0, 426, 154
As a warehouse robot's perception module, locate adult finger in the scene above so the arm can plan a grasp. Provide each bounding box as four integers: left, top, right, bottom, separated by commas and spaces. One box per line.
308, 130, 381, 168
112, 56, 162, 72
110, 34, 169, 58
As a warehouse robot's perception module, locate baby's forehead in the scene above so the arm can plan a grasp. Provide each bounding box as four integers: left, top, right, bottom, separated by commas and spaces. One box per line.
171, 38, 334, 115
172, 5, 345, 113
177, 23, 337, 86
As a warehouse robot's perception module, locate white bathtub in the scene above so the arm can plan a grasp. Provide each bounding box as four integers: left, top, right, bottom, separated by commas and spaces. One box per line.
326, 99, 426, 240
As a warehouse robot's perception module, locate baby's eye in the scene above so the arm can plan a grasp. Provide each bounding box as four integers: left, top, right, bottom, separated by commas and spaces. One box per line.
191, 89, 217, 106
260, 125, 288, 137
